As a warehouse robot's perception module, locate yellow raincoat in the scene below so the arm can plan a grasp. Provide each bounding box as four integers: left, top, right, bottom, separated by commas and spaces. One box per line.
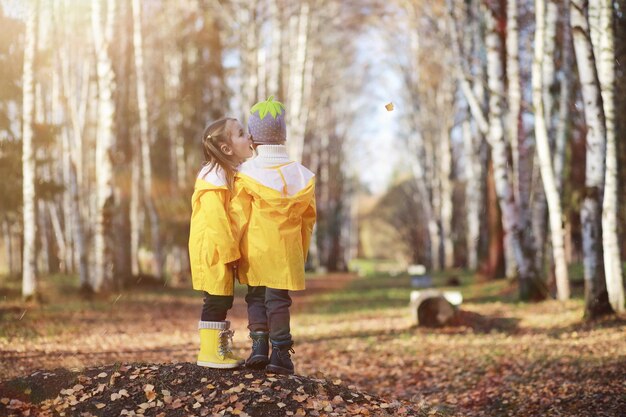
233, 161, 316, 291
188, 166, 240, 295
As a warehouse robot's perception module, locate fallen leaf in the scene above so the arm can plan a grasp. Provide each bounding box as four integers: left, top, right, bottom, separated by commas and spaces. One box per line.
95, 403, 106, 409
293, 394, 309, 402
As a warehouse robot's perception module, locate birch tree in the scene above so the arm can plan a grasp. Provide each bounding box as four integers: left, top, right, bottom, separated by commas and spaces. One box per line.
570, 0, 613, 317
287, 1, 310, 162
450, 1, 545, 299
554, 0, 572, 192
22, 0, 38, 299
132, 0, 164, 279
91, 0, 117, 292
598, 0, 624, 313
503, 0, 522, 279
532, 0, 570, 300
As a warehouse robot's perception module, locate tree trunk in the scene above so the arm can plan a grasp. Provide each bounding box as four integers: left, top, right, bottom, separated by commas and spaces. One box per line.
287, 1, 310, 162
570, 0, 613, 318
267, 0, 281, 96
71, 158, 89, 290
132, 0, 164, 279
554, 0, 572, 192
598, 0, 624, 313
506, 0, 521, 204
3, 218, 14, 276
22, 0, 38, 299
238, 0, 258, 121
543, 0, 559, 133
54, 0, 90, 286
462, 118, 480, 271
484, 5, 544, 300
91, 0, 117, 292
166, 52, 185, 190
440, 119, 454, 270
130, 147, 141, 277
48, 203, 67, 274
533, 0, 570, 300
428, 134, 441, 271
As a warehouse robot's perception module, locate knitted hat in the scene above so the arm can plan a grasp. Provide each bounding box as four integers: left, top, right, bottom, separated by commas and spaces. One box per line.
248, 96, 287, 144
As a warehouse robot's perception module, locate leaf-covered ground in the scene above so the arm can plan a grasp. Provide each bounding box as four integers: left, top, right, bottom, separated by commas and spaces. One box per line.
1, 270, 625, 416
1, 363, 420, 416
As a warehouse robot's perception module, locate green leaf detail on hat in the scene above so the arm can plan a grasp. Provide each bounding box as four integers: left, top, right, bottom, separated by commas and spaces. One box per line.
250, 95, 285, 120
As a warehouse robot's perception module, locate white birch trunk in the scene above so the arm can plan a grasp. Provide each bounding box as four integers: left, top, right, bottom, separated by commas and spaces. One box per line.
92, 0, 117, 292
439, 100, 454, 270
132, 0, 164, 279
448, 0, 486, 272
58, 78, 74, 274
50, 48, 68, 274
543, 0, 558, 132
130, 146, 141, 276
554, 0, 572, 192
533, 0, 570, 300
485, 7, 543, 299
267, 0, 281, 95
239, 1, 258, 121
430, 149, 441, 272
463, 118, 480, 270
570, 0, 613, 317
71, 157, 89, 289
287, 2, 309, 162
57, 34, 90, 285
598, 0, 624, 313
48, 203, 66, 274
588, 0, 601, 61
507, 0, 521, 204
166, 52, 185, 190
22, 0, 38, 299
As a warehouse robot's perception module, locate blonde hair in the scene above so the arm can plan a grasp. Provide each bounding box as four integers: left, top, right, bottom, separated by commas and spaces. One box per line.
201, 117, 238, 192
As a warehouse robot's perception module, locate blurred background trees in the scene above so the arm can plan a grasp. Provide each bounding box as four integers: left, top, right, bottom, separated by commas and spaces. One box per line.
0, 0, 624, 317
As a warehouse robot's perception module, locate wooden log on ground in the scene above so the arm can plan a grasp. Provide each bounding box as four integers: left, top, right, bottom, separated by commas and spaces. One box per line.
410, 290, 462, 327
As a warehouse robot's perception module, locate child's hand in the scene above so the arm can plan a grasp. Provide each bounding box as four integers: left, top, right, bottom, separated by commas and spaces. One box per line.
228, 261, 239, 280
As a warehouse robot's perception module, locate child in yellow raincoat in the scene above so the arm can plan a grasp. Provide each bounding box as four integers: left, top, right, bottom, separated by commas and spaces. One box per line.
232, 96, 316, 374
188, 117, 253, 368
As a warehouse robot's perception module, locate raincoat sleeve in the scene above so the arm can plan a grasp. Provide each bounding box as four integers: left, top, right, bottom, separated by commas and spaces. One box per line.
199, 189, 240, 264
231, 178, 253, 244
301, 188, 317, 261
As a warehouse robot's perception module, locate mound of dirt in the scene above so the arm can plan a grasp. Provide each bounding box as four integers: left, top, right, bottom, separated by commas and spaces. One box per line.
0, 362, 423, 416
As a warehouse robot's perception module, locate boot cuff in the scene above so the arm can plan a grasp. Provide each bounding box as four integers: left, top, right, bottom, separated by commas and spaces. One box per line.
198, 320, 230, 330
270, 339, 293, 348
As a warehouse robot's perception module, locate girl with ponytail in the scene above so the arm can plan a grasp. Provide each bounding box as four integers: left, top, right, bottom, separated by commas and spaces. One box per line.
188, 117, 253, 368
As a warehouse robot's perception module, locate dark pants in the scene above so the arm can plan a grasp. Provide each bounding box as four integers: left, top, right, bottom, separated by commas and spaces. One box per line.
245, 285, 292, 344
200, 292, 234, 322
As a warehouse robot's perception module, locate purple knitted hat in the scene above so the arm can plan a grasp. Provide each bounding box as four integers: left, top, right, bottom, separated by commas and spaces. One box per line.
248, 96, 287, 144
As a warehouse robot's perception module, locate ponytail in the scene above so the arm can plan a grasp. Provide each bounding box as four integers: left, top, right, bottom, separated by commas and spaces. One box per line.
201, 118, 238, 192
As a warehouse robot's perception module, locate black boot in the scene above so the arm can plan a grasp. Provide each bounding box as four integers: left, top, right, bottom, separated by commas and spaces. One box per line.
246, 331, 269, 368
266, 340, 295, 375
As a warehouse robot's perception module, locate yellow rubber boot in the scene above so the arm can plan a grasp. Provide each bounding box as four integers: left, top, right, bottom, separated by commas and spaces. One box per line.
197, 321, 244, 369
